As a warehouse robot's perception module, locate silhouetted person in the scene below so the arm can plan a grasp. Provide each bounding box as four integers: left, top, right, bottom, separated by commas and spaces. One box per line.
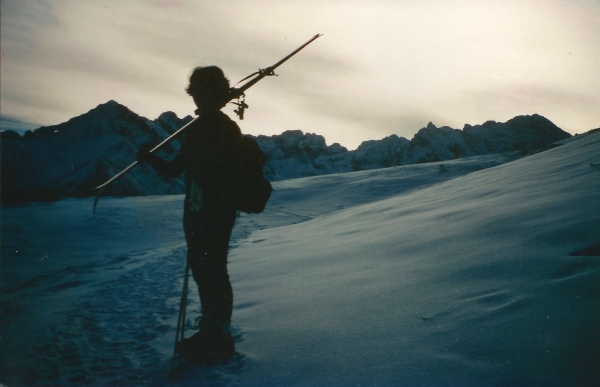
137, 66, 240, 363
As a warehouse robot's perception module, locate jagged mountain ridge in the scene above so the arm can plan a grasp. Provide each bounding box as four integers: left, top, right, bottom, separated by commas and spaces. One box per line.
1, 101, 194, 203
1, 100, 571, 204
253, 114, 570, 179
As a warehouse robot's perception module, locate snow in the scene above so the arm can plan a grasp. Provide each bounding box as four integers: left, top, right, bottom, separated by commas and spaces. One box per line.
1, 131, 599, 386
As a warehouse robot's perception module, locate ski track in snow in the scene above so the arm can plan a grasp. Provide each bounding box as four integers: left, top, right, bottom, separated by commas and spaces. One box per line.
11, 245, 247, 387
0, 196, 254, 387
32, 250, 182, 386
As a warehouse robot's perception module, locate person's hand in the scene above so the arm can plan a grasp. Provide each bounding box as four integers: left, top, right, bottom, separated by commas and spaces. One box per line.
136, 142, 153, 163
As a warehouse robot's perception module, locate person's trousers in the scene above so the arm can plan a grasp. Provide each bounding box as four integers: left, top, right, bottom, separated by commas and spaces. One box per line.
183, 204, 237, 323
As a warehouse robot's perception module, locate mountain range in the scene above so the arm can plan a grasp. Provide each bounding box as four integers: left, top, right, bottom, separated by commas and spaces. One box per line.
1, 100, 571, 204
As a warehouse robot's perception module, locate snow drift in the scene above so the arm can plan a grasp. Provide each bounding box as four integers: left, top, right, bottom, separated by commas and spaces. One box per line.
230, 130, 600, 387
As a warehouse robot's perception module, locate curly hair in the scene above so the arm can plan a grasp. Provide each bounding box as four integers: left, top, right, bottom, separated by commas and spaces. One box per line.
185, 66, 230, 107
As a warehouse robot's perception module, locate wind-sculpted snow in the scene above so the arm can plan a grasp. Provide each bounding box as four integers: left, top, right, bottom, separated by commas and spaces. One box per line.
229, 131, 600, 387
2, 131, 598, 386
1, 101, 570, 204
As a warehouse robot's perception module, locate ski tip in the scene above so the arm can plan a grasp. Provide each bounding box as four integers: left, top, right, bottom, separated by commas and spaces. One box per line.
92, 185, 106, 214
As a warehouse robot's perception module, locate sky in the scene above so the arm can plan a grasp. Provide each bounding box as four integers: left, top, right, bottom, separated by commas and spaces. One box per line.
1, 0, 599, 150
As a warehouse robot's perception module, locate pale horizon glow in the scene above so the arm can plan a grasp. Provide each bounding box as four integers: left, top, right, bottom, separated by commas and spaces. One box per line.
1, 0, 599, 150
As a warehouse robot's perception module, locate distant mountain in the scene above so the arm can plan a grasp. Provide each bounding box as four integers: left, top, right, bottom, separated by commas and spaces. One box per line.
253, 114, 570, 179
403, 115, 571, 164
1, 101, 193, 204
1, 101, 571, 204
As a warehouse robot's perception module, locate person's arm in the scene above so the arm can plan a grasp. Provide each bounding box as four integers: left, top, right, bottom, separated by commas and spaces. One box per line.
137, 146, 186, 179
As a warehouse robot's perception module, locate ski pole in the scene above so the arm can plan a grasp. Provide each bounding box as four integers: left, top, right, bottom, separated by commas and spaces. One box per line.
171, 259, 190, 372
92, 33, 321, 213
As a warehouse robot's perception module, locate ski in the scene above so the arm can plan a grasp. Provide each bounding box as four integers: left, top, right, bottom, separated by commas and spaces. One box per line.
93, 33, 322, 213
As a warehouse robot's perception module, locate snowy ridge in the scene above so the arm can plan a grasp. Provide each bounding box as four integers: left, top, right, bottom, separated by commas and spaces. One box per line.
252, 130, 353, 180
1, 101, 193, 203
1, 101, 570, 204
252, 114, 570, 180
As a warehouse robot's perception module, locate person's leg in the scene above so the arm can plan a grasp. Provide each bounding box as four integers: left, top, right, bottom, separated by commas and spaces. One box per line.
185, 207, 236, 321
192, 237, 233, 324
181, 206, 237, 361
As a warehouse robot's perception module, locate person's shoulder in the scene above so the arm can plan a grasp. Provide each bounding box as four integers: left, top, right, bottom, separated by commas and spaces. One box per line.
190, 111, 240, 139
216, 111, 242, 136
217, 111, 240, 127
194, 111, 236, 127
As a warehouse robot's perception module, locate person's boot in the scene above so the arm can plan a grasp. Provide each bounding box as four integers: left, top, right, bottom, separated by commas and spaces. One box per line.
176, 317, 234, 364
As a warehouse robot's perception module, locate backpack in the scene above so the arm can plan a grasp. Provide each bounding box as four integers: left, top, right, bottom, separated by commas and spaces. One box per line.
231, 135, 273, 214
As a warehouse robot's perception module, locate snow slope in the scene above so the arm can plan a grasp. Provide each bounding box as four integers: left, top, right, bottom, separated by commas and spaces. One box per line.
1, 131, 598, 386
230, 131, 600, 387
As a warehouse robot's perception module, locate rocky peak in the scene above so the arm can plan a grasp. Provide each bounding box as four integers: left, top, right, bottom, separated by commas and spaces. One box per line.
0, 130, 22, 141
153, 111, 194, 134
353, 134, 410, 169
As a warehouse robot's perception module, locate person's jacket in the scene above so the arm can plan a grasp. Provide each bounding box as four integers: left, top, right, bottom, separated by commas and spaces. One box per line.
146, 110, 242, 210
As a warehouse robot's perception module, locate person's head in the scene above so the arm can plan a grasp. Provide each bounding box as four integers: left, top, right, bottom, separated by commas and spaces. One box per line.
186, 66, 230, 112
